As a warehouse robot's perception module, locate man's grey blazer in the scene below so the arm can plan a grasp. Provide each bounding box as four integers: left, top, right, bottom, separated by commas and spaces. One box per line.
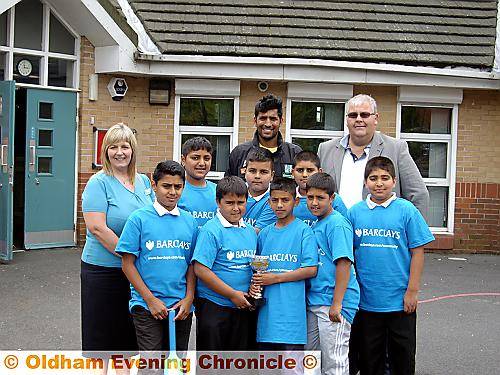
318, 132, 430, 220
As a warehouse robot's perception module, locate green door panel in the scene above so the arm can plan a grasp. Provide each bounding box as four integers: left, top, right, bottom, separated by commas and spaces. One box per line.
0, 81, 15, 261
24, 89, 77, 249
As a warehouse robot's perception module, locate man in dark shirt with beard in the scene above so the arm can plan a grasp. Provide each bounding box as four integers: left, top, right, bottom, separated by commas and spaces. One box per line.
226, 93, 302, 179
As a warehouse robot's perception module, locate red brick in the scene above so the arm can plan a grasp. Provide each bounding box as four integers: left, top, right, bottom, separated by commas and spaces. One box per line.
461, 219, 477, 224
471, 183, 477, 197
486, 183, 498, 198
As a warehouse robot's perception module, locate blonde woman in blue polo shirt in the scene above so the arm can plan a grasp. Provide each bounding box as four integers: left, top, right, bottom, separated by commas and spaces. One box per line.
80, 123, 154, 373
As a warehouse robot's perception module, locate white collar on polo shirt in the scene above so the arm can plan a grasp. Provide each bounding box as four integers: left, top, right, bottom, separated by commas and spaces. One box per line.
248, 187, 269, 202
153, 200, 180, 216
296, 186, 305, 199
365, 192, 397, 209
216, 209, 247, 228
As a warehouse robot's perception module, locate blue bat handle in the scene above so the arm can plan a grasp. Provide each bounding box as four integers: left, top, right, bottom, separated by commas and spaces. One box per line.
168, 309, 176, 352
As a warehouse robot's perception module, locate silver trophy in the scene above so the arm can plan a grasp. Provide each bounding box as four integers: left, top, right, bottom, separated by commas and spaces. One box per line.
248, 255, 270, 307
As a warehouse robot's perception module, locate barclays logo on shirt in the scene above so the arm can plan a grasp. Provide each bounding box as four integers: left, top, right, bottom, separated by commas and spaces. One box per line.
191, 211, 215, 220
268, 253, 298, 262
354, 228, 401, 240
303, 219, 317, 227
244, 217, 257, 226
226, 249, 256, 261
144, 239, 192, 250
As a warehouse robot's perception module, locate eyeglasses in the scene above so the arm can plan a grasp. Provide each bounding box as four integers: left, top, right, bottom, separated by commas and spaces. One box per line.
346, 112, 375, 119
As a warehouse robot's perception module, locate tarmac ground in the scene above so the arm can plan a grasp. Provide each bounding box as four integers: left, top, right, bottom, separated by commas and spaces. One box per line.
0, 248, 499, 374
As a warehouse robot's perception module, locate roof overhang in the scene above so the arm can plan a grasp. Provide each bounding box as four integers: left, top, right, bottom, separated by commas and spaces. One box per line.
46, 0, 137, 48
0, 0, 20, 15
95, 49, 500, 90
2, 0, 137, 49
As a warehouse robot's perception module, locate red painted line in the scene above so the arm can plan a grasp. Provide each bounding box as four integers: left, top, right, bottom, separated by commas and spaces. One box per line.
419, 292, 500, 304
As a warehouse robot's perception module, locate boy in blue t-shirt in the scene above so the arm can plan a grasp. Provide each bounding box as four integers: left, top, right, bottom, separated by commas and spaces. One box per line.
191, 176, 258, 351
178, 136, 217, 227
291, 151, 348, 227
348, 156, 434, 375
251, 177, 318, 351
304, 172, 360, 375
117, 160, 198, 353
243, 148, 276, 233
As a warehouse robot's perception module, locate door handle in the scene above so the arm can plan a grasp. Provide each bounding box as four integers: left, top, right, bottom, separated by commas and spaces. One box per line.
29, 145, 36, 165
34, 178, 40, 185
1, 144, 7, 166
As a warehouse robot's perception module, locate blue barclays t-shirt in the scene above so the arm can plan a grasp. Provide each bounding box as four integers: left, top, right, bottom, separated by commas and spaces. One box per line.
348, 197, 434, 312
244, 191, 276, 229
81, 172, 154, 268
115, 203, 198, 312
294, 193, 348, 227
256, 218, 318, 345
178, 180, 217, 227
307, 210, 360, 324
191, 215, 257, 308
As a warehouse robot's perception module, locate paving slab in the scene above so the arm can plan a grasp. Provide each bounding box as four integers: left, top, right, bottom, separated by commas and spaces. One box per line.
0, 249, 499, 374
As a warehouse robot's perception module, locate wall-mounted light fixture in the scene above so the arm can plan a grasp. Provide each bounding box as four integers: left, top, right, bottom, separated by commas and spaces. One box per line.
149, 79, 171, 105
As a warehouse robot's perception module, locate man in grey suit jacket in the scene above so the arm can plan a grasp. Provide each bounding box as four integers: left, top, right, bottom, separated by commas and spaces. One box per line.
320, 94, 430, 375
318, 94, 429, 220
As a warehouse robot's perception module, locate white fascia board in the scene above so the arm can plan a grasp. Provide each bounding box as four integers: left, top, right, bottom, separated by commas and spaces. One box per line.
0, 0, 20, 15
137, 53, 500, 80
288, 82, 353, 100
80, 0, 135, 49
99, 51, 500, 90
176, 79, 240, 96
96, 55, 284, 79
284, 65, 500, 90
95, 45, 139, 73
364, 69, 500, 90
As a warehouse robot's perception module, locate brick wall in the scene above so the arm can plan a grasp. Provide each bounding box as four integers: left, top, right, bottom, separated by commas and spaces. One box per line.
454, 183, 500, 253
238, 81, 288, 143
453, 90, 500, 252
77, 38, 175, 244
353, 85, 397, 137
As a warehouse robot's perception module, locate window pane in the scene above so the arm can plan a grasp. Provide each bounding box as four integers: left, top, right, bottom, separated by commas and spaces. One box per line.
48, 58, 74, 88
428, 186, 448, 228
408, 142, 447, 178
401, 107, 451, 134
39, 102, 53, 120
14, 0, 43, 50
49, 13, 75, 55
181, 134, 230, 172
180, 98, 233, 127
0, 12, 7, 46
38, 157, 52, 174
292, 137, 329, 153
38, 130, 53, 146
291, 102, 344, 131
0, 52, 5, 80
13, 54, 40, 84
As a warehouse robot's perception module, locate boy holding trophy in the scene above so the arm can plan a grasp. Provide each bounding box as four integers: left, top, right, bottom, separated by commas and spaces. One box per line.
251, 177, 318, 350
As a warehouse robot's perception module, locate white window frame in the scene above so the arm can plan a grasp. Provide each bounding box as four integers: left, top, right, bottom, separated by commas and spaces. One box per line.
173, 79, 240, 180
0, 0, 80, 90
285, 83, 353, 147
397, 87, 462, 234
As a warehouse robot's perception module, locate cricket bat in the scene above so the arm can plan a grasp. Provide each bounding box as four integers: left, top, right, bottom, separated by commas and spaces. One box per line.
164, 309, 181, 375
